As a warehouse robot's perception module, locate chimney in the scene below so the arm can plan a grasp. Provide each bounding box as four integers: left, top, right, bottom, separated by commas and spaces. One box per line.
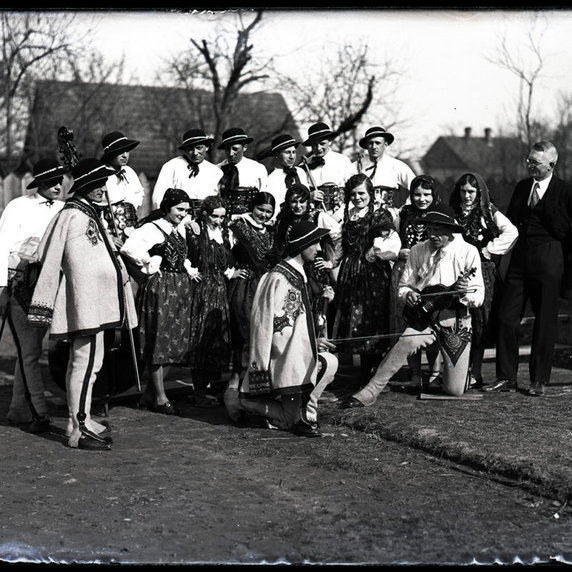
484, 127, 492, 144
464, 127, 472, 139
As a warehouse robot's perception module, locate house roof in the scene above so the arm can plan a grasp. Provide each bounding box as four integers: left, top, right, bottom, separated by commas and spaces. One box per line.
421, 129, 527, 179
23, 80, 301, 180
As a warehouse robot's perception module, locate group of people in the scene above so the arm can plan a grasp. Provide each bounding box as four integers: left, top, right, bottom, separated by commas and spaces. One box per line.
1, 119, 571, 451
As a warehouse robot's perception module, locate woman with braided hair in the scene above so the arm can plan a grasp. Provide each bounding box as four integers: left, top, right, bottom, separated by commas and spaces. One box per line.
450, 172, 518, 388
186, 195, 235, 407
332, 173, 401, 387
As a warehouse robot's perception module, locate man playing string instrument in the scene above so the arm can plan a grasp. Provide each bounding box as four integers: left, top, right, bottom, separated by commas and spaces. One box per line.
341, 204, 484, 408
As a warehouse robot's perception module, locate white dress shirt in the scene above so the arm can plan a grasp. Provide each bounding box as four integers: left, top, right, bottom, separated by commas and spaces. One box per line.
266, 166, 309, 215
356, 154, 416, 191
529, 174, 552, 204
217, 156, 269, 190
0, 193, 65, 288
152, 156, 223, 209
104, 164, 145, 209
306, 150, 356, 188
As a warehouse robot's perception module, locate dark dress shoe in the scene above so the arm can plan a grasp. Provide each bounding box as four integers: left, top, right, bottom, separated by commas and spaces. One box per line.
341, 397, 365, 409
529, 382, 546, 396
290, 420, 322, 438
154, 401, 179, 415
76, 434, 112, 451
482, 379, 516, 392
24, 417, 51, 434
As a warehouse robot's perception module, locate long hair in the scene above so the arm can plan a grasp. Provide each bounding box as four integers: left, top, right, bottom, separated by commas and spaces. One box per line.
450, 172, 499, 242
195, 195, 231, 267
274, 184, 312, 249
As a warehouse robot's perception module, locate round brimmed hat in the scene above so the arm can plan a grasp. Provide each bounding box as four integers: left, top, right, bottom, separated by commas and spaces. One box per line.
100, 131, 140, 162
270, 133, 300, 155
416, 204, 463, 232
217, 127, 254, 149
178, 128, 215, 150
302, 122, 340, 146
286, 220, 330, 256
26, 158, 67, 189
359, 126, 395, 148
69, 158, 116, 195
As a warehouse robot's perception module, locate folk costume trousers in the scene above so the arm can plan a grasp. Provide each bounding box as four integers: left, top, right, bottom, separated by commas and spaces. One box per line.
352, 316, 472, 406
6, 300, 49, 424
65, 331, 105, 448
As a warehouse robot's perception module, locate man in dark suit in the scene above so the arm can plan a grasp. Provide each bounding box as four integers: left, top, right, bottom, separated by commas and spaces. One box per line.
486, 141, 572, 396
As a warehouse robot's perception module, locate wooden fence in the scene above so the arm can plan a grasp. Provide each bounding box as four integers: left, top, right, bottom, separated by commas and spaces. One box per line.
0, 171, 155, 220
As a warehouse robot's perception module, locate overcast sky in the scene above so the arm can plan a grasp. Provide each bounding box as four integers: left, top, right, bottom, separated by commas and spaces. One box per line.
48, 8, 572, 160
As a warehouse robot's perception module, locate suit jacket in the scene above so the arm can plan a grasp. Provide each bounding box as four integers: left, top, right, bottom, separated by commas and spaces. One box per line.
505, 174, 572, 298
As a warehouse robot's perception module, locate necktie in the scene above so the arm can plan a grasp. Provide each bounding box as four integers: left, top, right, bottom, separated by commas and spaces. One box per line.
366, 161, 378, 180
115, 168, 127, 183
529, 182, 541, 209
308, 156, 325, 170
284, 167, 301, 188
187, 163, 199, 178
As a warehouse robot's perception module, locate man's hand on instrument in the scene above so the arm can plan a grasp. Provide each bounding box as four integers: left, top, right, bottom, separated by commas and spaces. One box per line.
453, 276, 469, 291
405, 289, 421, 307
317, 337, 336, 353
310, 190, 324, 203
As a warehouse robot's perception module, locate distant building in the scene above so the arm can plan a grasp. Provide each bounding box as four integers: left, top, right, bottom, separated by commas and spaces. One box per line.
20, 80, 302, 181
421, 127, 528, 208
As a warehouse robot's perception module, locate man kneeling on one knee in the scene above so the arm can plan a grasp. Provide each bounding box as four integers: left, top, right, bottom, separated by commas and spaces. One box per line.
342, 204, 484, 408
225, 220, 338, 437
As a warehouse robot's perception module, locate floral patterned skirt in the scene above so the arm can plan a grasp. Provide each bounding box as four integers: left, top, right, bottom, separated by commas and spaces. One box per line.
137, 271, 192, 365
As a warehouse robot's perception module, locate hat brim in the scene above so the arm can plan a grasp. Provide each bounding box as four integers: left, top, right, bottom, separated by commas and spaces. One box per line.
359, 133, 395, 148
101, 139, 140, 162
272, 141, 300, 155
217, 136, 254, 150
26, 167, 68, 190
416, 216, 463, 232
69, 166, 116, 195
302, 131, 339, 146
178, 138, 214, 150
286, 227, 331, 256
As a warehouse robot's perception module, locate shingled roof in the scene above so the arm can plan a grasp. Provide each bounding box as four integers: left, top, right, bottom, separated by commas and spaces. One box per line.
23, 80, 301, 180
421, 127, 527, 181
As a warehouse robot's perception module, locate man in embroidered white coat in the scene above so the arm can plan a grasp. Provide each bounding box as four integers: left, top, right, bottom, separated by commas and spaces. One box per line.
225, 220, 338, 437
0, 158, 66, 433
341, 205, 484, 409
28, 159, 138, 451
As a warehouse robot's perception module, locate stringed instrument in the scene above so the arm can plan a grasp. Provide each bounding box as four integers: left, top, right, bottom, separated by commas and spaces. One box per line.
49, 126, 142, 400
403, 267, 477, 331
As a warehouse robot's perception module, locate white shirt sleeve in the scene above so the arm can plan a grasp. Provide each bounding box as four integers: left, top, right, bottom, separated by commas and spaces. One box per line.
373, 229, 401, 261
482, 211, 519, 258
120, 223, 165, 274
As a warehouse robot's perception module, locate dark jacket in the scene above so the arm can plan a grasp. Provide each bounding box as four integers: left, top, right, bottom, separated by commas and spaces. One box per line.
506, 175, 572, 298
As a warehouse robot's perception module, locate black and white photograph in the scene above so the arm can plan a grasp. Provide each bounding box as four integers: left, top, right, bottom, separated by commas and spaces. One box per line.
1, 6, 572, 566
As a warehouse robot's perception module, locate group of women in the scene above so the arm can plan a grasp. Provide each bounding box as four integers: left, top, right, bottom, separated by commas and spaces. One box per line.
119, 169, 518, 415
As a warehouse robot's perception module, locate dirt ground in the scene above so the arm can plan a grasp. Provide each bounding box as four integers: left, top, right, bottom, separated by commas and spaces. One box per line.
1, 352, 572, 565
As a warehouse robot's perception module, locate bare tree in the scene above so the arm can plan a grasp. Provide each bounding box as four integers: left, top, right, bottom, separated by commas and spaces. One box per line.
0, 11, 82, 169
489, 13, 549, 147
278, 41, 404, 158
160, 9, 274, 160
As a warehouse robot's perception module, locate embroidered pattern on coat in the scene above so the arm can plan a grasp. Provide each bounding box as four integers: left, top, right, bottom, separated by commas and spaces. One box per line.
86, 218, 102, 246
